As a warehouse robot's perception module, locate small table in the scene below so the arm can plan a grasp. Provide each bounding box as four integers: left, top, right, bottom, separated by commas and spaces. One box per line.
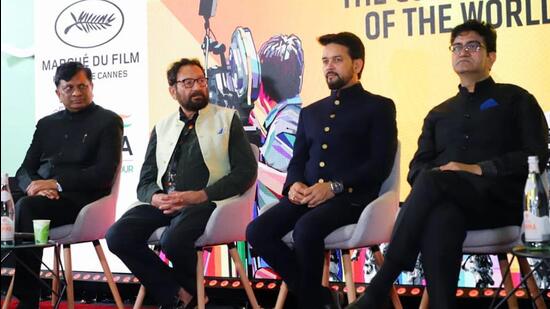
491, 245, 550, 308
1, 234, 67, 308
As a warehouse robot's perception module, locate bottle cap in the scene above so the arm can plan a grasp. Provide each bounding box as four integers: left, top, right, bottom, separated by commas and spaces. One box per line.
528, 156, 540, 173
1, 191, 11, 202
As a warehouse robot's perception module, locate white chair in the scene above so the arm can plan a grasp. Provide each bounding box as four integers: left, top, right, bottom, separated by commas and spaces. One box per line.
419, 226, 547, 309
134, 144, 261, 309
3, 165, 124, 309
51, 164, 124, 309
273, 142, 403, 309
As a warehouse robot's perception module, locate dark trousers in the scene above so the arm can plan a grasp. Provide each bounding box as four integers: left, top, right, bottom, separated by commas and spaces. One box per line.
385, 170, 502, 309
106, 203, 215, 305
13, 196, 82, 307
246, 196, 362, 308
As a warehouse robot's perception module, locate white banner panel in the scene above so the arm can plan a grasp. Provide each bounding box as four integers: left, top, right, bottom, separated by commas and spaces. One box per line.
34, 0, 148, 272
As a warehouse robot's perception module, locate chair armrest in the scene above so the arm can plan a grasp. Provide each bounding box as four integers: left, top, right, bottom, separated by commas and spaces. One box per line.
348, 190, 399, 248
195, 182, 257, 247
257, 162, 286, 195
54, 193, 117, 244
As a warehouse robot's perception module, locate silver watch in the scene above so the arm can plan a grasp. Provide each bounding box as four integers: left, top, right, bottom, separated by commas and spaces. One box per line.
330, 181, 344, 194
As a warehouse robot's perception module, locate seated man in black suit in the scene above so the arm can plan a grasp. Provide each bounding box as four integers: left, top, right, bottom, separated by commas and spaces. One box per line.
246, 32, 398, 309
347, 20, 549, 309
13, 61, 123, 308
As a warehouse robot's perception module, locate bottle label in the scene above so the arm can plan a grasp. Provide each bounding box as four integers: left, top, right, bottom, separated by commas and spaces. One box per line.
1, 191, 12, 202
1, 216, 14, 241
523, 212, 550, 242
542, 170, 550, 195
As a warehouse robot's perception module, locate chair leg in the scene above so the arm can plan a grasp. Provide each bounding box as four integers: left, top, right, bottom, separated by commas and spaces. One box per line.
342, 249, 356, 303
322, 250, 330, 287
372, 246, 402, 309
196, 250, 206, 309
517, 256, 547, 309
133, 285, 146, 309
63, 244, 75, 309
228, 245, 260, 309
498, 253, 519, 309
419, 289, 429, 309
275, 281, 288, 309
93, 240, 124, 309
51, 245, 60, 306
1, 275, 14, 309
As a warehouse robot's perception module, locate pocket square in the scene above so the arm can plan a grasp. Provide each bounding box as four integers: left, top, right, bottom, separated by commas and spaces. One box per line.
480, 98, 498, 110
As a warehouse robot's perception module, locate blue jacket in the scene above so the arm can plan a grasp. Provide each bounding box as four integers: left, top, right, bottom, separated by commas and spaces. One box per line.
284, 83, 397, 205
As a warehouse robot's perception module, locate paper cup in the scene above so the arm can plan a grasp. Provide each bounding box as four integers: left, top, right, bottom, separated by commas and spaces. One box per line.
33, 219, 51, 244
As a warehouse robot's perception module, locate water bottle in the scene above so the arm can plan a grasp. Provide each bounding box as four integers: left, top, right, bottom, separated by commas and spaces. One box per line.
1, 173, 15, 246
523, 156, 550, 249
545, 156, 550, 202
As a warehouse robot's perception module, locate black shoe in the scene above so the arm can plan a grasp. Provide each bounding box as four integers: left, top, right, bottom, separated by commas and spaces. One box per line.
320, 287, 342, 309
158, 304, 181, 309
345, 293, 390, 309
345, 296, 366, 309
159, 298, 183, 309
182, 296, 198, 309
16, 300, 39, 309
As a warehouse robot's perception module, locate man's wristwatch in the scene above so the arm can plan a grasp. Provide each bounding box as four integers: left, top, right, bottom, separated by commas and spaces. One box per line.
330, 181, 344, 194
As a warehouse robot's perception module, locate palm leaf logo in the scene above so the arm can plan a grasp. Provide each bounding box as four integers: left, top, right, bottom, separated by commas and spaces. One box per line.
64, 11, 116, 34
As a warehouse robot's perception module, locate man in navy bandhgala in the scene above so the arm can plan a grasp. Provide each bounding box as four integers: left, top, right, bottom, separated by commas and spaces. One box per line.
247, 32, 397, 309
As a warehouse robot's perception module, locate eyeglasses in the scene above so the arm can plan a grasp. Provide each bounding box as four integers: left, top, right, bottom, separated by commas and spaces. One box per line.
449, 41, 485, 54
175, 77, 208, 88
60, 84, 90, 95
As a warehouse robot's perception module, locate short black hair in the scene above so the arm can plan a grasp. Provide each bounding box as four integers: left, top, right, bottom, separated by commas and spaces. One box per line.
318, 32, 365, 78
259, 34, 304, 102
167, 58, 205, 86
53, 61, 92, 87
451, 20, 497, 53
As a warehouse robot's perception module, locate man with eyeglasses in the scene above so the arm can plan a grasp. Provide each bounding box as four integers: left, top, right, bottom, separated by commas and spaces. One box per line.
106, 58, 257, 308
347, 20, 548, 308
12, 61, 123, 308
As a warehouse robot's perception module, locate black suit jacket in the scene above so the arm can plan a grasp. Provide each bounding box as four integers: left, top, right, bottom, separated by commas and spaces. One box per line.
409, 77, 549, 226
284, 83, 397, 205
16, 103, 123, 206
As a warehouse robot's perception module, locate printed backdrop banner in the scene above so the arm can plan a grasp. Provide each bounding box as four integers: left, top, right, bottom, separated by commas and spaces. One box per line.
148, 0, 550, 286
153, 0, 550, 201
25, 0, 550, 282
34, 0, 148, 272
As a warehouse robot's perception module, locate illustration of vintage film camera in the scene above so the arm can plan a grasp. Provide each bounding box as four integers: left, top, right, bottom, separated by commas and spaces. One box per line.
199, 0, 261, 121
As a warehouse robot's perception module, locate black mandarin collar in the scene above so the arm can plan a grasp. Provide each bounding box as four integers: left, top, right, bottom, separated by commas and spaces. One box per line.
178, 107, 199, 123
63, 102, 98, 118
332, 82, 364, 100
458, 76, 495, 96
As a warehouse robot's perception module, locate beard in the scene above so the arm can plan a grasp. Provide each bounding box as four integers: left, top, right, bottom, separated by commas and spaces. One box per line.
325, 72, 346, 90
180, 90, 208, 111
